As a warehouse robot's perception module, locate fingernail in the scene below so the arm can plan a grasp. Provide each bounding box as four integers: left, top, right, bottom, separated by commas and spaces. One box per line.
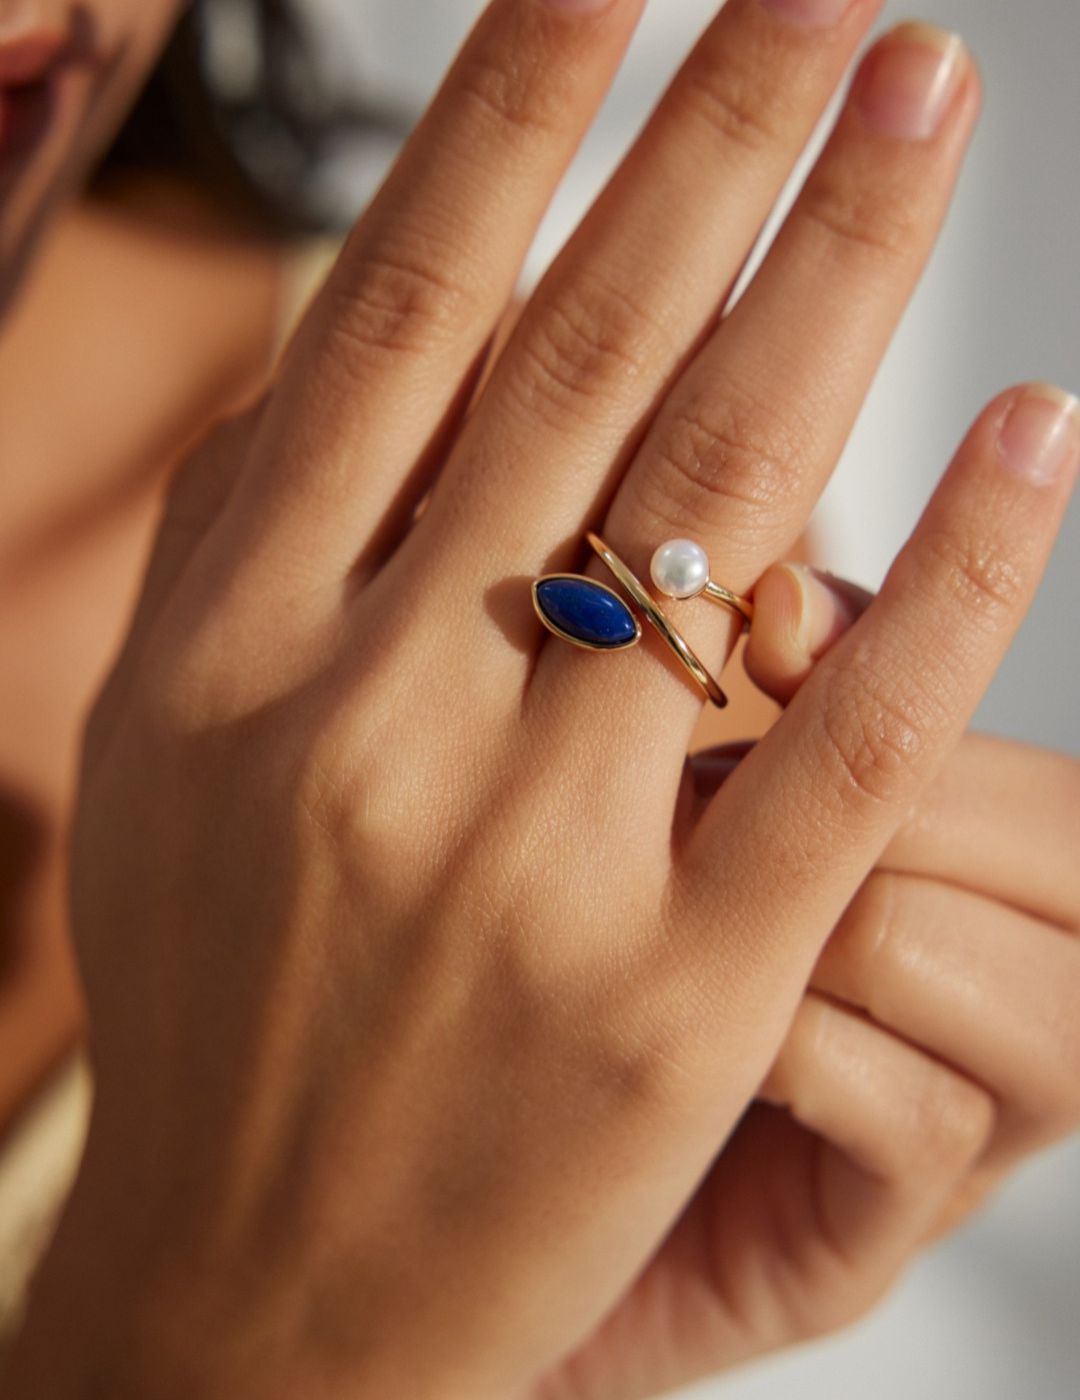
997, 384, 1080, 488
758, 0, 853, 29
782, 563, 865, 655
854, 22, 966, 141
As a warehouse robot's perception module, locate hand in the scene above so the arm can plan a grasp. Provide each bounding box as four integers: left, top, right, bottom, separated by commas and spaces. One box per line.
7, 2, 1078, 1398
531, 566, 1080, 1400
751, 567, 1080, 1240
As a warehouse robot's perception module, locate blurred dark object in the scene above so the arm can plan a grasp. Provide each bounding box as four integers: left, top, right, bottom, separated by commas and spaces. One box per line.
96, 0, 412, 236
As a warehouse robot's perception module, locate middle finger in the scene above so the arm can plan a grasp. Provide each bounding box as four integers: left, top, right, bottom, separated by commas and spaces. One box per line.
534, 21, 980, 786
405, 0, 885, 629
546, 16, 974, 772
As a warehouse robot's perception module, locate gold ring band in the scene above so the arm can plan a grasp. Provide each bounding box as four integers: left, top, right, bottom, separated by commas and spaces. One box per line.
586, 532, 729, 709
703, 580, 755, 628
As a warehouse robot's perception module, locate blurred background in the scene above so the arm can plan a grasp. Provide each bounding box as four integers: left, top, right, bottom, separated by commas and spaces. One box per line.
286, 1, 1079, 1394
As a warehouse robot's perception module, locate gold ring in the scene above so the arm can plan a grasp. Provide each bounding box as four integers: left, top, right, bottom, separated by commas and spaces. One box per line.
586, 532, 730, 708
531, 534, 752, 709
648, 538, 755, 628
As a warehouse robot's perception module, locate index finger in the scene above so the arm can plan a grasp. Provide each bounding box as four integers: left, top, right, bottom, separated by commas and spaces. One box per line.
222, 0, 647, 578
682, 384, 1080, 998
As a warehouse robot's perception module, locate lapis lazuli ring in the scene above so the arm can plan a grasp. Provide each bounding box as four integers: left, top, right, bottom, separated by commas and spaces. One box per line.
531, 533, 753, 709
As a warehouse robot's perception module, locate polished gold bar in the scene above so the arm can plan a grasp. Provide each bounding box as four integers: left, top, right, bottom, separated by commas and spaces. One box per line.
586, 532, 729, 709
703, 580, 754, 629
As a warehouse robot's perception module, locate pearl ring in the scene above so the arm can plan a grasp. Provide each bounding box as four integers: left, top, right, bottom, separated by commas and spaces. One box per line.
649, 538, 755, 627
531, 533, 754, 708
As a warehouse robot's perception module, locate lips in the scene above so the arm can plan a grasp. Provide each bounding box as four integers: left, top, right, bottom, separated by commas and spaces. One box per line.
0, 31, 67, 166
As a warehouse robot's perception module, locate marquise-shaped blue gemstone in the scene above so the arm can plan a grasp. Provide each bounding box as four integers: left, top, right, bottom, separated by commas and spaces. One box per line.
534, 576, 638, 650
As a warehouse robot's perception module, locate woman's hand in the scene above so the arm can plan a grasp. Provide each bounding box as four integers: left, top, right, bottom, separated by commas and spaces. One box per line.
754, 569, 1080, 1241
6, 2, 1078, 1398
530, 567, 1080, 1400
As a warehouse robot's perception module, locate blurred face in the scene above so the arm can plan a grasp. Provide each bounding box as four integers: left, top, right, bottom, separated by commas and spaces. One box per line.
0, 0, 183, 312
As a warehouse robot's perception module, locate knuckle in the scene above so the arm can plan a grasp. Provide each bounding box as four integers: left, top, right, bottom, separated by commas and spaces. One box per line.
827, 871, 904, 1002
561, 934, 721, 1123
915, 525, 1028, 630
908, 1072, 995, 1170
456, 42, 562, 140
680, 57, 785, 156
294, 711, 423, 880
581, 999, 698, 1121
639, 388, 805, 540
509, 274, 660, 424
323, 247, 474, 366
798, 168, 919, 266
817, 662, 938, 810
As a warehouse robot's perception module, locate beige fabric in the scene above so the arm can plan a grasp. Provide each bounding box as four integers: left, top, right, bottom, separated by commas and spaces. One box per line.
0, 1053, 92, 1349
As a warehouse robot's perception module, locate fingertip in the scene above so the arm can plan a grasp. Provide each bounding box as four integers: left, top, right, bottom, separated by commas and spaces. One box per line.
744, 564, 814, 703
747, 563, 873, 703
753, 562, 806, 643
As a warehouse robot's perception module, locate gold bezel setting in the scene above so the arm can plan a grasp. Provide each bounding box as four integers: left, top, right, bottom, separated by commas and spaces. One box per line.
531, 574, 643, 652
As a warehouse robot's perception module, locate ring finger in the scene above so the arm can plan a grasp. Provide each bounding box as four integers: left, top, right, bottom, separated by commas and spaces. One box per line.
535, 21, 979, 786
400, 0, 885, 648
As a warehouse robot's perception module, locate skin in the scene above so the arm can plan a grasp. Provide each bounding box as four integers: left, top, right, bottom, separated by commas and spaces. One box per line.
0, 0, 284, 1123
2, 0, 1079, 1397
0, 0, 184, 312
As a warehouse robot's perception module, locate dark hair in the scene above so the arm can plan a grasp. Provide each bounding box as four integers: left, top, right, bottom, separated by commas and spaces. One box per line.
97, 0, 410, 238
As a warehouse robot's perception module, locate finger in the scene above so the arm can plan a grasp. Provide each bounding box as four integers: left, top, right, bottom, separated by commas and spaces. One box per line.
410, 0, 885, 635
532, 22, 980, 774
760, 991, 994, 1276
919, 1159, 1009, 1246
217, 0, 648, 582
692, 727, 1080, 933
679, 384, 1080, 1074
692, 731, 1080, 932
684, 563, 874, 798
878, 731, 1080, 932
811, 870, 1080, 1169
86, 402, 265, 751
562, 1005, 993, 1397
744, 563, 874, 704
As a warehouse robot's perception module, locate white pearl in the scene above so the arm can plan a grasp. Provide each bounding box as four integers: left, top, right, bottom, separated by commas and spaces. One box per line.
650, 538, 710, 600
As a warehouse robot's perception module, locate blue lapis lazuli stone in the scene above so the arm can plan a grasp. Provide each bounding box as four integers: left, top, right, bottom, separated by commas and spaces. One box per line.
535, 577, 638, 649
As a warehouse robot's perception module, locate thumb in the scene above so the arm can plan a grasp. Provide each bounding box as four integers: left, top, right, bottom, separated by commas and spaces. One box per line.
744, 563, 875, 705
